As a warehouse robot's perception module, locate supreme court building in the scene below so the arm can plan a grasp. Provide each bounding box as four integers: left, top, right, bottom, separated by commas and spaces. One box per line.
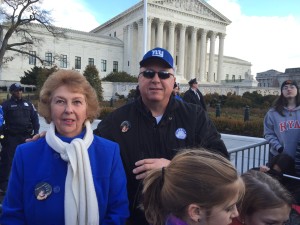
0, 0, 253, 86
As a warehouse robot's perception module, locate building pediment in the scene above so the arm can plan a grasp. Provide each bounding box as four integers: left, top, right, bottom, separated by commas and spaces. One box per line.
150, 0, 231, 24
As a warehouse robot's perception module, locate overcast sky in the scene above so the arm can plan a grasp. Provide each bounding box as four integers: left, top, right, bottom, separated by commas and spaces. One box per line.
40, 0, 300, 76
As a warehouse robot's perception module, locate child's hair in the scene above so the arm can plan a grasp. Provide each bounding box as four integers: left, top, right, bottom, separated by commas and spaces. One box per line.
238, 170, 293, 220
269, 153, 295, 175
142, 149, 244, 225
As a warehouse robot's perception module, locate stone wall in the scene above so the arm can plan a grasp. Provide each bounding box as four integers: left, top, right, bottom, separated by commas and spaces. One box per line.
103, 81, 280, 101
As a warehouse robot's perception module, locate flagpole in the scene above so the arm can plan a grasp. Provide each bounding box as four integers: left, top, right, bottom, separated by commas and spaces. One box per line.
143, 0, 148, 54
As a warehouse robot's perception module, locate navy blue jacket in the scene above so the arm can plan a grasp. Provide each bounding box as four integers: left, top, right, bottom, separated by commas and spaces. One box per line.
183, 88, 207, 111
1, 97, 39, 135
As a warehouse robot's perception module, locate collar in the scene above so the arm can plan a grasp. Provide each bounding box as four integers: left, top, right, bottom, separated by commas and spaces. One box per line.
165, 215, 189, 225
56, 128, 86, 143
10, 96, 23, 102
135, 96, 179, 124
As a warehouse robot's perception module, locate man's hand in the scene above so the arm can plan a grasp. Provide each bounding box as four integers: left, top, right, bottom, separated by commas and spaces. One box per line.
133, 158, 170, 180
25, 131, 46, 142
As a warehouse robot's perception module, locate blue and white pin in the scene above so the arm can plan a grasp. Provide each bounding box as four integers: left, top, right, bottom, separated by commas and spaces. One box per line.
175, 128, 187, 140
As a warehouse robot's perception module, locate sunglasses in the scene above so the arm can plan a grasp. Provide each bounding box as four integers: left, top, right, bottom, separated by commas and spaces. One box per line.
139, 70, 174, 80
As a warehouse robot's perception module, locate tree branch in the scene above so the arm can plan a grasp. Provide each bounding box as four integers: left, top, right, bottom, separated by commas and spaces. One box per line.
7, 41, 34, 48
7, 47, 44, 64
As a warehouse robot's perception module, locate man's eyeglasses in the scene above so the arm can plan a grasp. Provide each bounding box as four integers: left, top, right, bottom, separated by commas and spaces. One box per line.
139, 70, 174, 80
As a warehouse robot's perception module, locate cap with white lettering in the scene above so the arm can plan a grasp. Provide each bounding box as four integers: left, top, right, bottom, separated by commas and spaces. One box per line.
139, 47, 174, 68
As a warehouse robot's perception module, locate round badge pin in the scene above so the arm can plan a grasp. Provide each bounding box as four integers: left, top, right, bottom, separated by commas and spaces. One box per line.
175, 128, 187, 140
120, 121, 131, 133
35, 182, 52, 201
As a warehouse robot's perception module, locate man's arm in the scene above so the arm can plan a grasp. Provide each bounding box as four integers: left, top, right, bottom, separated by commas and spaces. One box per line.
30, 103, 40, 135
195, 107, 229, 158
198, 91, 207, 111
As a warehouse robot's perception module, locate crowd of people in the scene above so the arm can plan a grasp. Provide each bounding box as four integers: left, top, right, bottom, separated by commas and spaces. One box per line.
0, 47, 299, 225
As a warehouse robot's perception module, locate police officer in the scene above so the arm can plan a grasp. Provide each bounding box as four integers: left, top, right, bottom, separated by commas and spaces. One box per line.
0, 83, 39, 194
183, 78, 207, 110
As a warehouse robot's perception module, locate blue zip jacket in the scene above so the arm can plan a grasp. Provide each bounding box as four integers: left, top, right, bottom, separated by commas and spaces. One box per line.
0, 130, 129, 225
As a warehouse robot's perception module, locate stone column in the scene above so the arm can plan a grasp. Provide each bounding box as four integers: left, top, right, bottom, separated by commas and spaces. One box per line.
168, 22, 175, 58
177, 24, 186, 77
151, 21, 156, 47
157, 19, 165, 47
147, 17, 153, 50
190, 27, 197, 80
123, 26, 128, 72
199, 29, 207, 82
208, 32, 216, 83
137, 19, 144, 63
217, 33, 226, 83
127, 24, 134, 75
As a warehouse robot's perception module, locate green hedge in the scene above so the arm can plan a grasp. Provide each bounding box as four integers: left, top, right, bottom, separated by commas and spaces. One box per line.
210, 116, 264, 137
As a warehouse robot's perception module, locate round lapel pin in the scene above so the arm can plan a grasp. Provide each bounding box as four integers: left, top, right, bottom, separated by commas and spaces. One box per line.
120, 121, 131, 133
35, 182, 52, 201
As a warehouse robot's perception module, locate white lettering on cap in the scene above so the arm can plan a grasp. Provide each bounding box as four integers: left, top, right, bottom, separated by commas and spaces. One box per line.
151, 49, 164, 58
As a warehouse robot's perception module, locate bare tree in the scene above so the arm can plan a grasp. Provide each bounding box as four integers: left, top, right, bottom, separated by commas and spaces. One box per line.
0, 0, 64, 67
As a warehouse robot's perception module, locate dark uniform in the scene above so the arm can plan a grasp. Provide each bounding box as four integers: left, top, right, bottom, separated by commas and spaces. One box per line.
0, 84, 39, 192
94, 96, 228, 225
183, 88, 207, 110
183, 78, 207, 110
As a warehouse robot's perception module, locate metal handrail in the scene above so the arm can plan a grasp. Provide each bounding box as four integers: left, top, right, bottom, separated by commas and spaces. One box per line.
229, 141, 270, 174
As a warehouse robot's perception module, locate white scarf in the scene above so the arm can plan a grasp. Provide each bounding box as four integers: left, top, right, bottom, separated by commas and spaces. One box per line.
45, 121, 99, 225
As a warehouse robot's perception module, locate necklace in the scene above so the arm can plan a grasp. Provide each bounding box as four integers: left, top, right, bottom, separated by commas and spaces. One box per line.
288, 108, 296, 116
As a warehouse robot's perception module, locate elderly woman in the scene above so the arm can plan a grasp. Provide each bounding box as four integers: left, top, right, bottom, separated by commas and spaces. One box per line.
0, 70, 129, 225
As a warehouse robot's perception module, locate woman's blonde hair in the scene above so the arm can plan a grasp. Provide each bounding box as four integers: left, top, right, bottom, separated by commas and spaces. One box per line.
142, 149, 244, 225
38, 69, 100, 123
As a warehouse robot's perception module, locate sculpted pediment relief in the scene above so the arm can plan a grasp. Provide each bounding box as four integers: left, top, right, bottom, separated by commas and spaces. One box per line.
150, 0, 229, 22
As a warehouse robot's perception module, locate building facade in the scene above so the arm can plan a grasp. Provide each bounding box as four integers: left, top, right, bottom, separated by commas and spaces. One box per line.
0, 0, 252, 86
91, 0, 252, 84
256, 68, 300, 88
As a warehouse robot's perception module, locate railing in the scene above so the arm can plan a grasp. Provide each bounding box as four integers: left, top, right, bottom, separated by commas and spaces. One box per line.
229, 140, 270, 174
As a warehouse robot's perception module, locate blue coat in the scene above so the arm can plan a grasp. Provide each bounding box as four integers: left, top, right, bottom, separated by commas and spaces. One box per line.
0, 131, 129, 225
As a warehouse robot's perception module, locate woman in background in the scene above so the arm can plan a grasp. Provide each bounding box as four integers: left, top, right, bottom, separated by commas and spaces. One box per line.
264, 80, 300, 159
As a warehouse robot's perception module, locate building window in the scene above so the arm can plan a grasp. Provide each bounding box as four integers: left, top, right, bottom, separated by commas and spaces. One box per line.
101, 59, 107, 72
232, 75, 235, 82
60, 55, 67, 68
88, 58, 94, 66
45, 52, 52, 66
29, 51, 36, 65
75, 56, 81, 69
113, 61, 118, 72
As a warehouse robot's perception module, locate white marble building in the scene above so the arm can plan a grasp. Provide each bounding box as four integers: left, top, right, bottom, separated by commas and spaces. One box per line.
0, 0, 253, 86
